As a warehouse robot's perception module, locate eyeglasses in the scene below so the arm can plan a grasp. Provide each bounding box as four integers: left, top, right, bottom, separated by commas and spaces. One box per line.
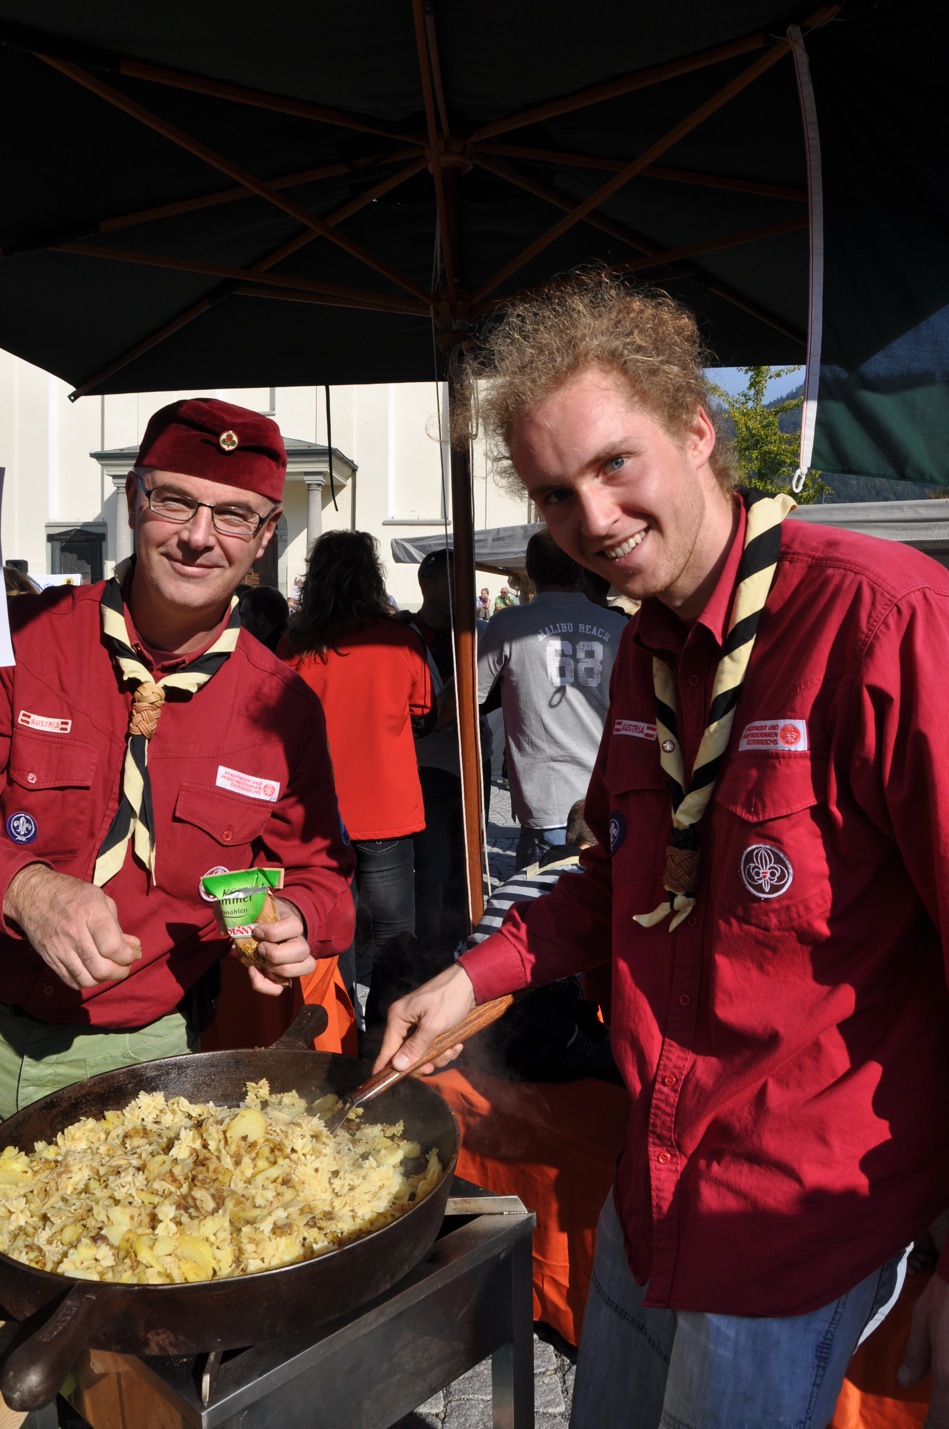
135, 474, 276, 540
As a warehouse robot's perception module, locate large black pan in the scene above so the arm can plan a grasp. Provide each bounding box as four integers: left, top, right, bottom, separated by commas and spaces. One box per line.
0, 1005, 461, 1412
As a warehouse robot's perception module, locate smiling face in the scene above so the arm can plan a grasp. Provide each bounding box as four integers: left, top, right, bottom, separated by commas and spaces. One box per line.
125, 469, 279, 653
509, 367, 736, 622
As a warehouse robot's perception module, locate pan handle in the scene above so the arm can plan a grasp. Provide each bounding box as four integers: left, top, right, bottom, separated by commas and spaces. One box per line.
1, 1282, 122, 1411
269, 1002, 330, 1051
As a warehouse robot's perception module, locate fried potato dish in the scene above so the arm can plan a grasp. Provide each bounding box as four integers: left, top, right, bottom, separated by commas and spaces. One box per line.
0, 1080, 442, 1284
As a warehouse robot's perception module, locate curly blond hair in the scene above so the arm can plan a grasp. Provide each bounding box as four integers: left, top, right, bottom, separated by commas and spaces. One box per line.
457, 270, 736, 492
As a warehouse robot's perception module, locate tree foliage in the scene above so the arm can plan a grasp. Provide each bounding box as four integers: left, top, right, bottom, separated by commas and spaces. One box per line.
709, 366, 831, 505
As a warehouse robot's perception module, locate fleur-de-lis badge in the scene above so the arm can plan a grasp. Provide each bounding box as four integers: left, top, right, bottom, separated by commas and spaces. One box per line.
219, 429, 239, 452
739, 843, 793, 899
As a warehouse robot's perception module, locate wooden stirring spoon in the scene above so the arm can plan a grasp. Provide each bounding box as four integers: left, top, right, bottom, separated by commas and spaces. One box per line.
324, 994, 514, 1133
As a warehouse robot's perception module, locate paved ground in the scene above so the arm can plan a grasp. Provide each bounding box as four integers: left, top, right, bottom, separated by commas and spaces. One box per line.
390, 758, 580, 1428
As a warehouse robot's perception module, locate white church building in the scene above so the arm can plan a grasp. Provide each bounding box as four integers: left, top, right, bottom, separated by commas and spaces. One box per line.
0, 350, 532, 611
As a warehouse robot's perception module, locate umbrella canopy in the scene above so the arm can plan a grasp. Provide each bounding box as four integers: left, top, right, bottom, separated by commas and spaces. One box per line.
0, 0, 863, 399
0, 0, 940, 922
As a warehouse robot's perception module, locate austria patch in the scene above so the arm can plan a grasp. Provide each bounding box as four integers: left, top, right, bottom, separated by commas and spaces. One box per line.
739, 719, 808, 753
17, 710, 72, 734
613, 719, 656, 741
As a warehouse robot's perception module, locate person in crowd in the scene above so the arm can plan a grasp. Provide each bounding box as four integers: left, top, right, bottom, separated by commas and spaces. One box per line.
280, 530, 434, 1031
0, 397, 354, 1118
238, 583, 290, 653
376, 272, 949, 1428
493, 584, 515, 613
401, 548, 491, 962
3, 566, 40, 597
476, 586, 491, 620
479, 529, 626, 868
463, 797, 619, 1084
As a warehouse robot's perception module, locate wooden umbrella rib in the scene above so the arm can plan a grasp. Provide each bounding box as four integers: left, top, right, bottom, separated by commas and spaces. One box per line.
96, 150, 418, 235
119, 57, 420, 146
422, 7, 452, 143
412, 0, 456, 305
39, 54, 431, 306
473, 154, 663, 257
53, 241, 431, 314
614, 216, 809, 274
235, 286, 427, 317
477, 142, 807, 203
472, 33, 801, 306
470, 31, 767, 142
68, 299, 216, 400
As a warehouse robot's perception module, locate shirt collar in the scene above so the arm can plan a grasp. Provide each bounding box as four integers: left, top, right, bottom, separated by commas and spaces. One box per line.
636, 494, 746, 655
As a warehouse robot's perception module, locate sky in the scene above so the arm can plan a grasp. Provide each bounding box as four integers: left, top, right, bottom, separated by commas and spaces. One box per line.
707, 366, 804, 399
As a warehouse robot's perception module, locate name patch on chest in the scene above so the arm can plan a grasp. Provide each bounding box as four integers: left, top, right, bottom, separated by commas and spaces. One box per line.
738, 719, 808, 753
17, 710, 72, 735
613, 719, 657, 741
215, 766, 281, 802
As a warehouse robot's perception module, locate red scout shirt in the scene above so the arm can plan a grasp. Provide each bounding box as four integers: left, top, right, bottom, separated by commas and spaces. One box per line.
0, 581, 355, 1029
460, 503, 949, 1316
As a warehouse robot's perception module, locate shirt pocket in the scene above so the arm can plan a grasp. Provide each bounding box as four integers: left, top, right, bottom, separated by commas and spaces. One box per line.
6, 736, 99, 859
711, 753, 832, 932
603, 734, 668, 896
164, 782, 274, 898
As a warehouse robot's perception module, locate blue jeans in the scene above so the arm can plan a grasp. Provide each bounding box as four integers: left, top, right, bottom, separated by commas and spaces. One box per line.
351, 835, 416, 989
570, 1192, 907, 1429
515, 823, 566, 869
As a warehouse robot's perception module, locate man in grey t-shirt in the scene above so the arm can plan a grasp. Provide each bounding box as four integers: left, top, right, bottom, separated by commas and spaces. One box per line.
479, 531, 627, 867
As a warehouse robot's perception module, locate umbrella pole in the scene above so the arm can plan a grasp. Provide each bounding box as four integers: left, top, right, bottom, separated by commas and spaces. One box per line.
447, 375, 485, 933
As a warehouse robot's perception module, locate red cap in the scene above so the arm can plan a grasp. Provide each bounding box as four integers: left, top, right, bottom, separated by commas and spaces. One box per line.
135, 398, 287, 503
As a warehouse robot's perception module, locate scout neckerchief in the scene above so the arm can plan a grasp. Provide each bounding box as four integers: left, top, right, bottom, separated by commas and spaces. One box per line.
634, 490, 796, 932
93, 558, 241, 887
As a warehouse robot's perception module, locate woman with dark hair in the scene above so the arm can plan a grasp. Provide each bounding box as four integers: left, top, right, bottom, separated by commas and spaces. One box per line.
280, 530, 434, 1029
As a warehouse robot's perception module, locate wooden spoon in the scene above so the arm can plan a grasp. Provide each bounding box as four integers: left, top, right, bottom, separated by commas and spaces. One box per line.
324, 994, 514, 1132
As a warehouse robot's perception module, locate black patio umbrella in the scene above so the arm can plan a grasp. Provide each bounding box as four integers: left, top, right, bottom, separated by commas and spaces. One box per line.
0, 0, 941, 919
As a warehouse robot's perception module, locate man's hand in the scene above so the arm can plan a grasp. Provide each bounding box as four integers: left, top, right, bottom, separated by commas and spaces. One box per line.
899, 1268, 949, 1426
244, 897, 314, 997
372, 963, 477, 1074
3, 864, 142, 989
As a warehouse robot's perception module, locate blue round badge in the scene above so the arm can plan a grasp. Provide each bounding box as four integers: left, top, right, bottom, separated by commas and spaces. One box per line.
6, 811, 37, 845
608, 811, 626, 856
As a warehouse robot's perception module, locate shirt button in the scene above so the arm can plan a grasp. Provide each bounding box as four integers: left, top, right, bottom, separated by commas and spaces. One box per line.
43, 986, 53, 997
656, 1150, 672, 1164
27, 773, 36, 784
222, 830, 233, 843
678, 993, 692, 1006
686, 915, 697, 928
662, 1074, 677, 1087
687, 674, 700, 687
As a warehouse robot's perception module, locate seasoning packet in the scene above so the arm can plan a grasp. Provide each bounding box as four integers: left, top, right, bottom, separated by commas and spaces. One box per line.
201, 867, 285, 971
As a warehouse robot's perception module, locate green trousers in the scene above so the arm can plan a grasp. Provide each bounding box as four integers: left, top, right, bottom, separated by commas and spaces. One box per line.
0, 1003, 196, 1121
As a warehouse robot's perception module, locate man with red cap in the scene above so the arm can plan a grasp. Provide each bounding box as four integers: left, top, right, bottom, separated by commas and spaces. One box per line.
0, 398, 355, 1117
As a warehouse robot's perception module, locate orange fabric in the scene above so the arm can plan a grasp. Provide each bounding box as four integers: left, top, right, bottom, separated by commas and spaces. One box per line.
432, 1066, 630, 1347
296, 957, 359, 1056
829, 1270, 931, 1429
200, 955, 357, 1055
282, 618, 432, 839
